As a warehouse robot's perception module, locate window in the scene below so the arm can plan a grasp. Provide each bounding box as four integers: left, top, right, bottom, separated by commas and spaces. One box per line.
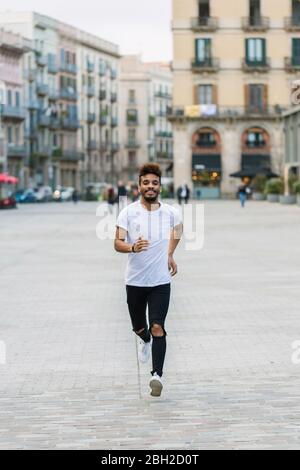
128, 128, 136, 141
196, 131, 216, 147
292, 39, 300, 65
246, 129, 265, 148
7, 90, 12, 106
127, 109, 138, 123
129, 89, 135, 104
246, 38, 266, 64
15, 91, 20, 107
197, 85, 213, 104
249, 0, 261, 22
199, 0, 210, 18
195, 39, 212, 63
247, 84, 265, 112
7, 127, 13, 144
292, 0, 300, 22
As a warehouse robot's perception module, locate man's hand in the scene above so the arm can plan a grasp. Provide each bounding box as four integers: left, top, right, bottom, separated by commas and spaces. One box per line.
168, 254, 178, 276
133, 236, 149, 253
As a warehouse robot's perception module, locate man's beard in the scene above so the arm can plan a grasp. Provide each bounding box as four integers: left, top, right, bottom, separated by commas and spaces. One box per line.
143, 191, 159, 203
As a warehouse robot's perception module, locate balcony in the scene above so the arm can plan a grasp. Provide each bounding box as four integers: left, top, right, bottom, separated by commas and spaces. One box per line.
99, 90, 106, 101
100, 142, 109, 151
126, 119, 139, 126
111, 69, 117, 80
86, 86, 95, 97
111, 117, 118, 127
191, 16, 219, 32
284, 16, 300, 31
49, 117, 60, 129
87, 112, 96, 123
7, 144, 27, 158
25, 69, 36, 81
242, 58, 270, 73
87, 62, 94, 73
48, 62, 58, 74
156, 110, 167, 117
37, 147, 50, 158
1, 105, 26, 121
28, 100, 39, 110
60, 63, 77, 74
99, 115, 108, 126
111, 92, 117, 103
156, 151, 173, 160
38, 114, 51, 127
166, 105, 284, 121
36, 54, 47, 67
61, 117, 80, 130
155, 131, 173, 138
285, 57, 300, 72
60, 88, 78, 101
61, 150, 84, 162
242, 16, 270, 31
36, 83, 49, 96
99, 65, 106, 76
48, 89, 59, 101
111, 143, 120, 153
87, 140, 97, 151
126, 140, 140, 149
191, 58, 220, 73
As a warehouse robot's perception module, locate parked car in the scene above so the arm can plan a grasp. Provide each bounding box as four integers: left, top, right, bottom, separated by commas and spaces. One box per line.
14, 189, 26, 203
36, 186, 53, 203
0, 194, 17, 209
18, 189, 38, 203
85, 182, 109, 201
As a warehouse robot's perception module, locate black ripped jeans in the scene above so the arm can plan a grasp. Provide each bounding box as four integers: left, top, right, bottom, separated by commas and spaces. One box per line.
126, 283, 171, 377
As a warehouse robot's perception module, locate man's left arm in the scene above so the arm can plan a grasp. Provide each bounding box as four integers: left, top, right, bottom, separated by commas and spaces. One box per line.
168, 223, 183, 276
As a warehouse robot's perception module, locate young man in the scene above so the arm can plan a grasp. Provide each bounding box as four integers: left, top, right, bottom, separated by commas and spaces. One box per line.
114, 164, 183, 397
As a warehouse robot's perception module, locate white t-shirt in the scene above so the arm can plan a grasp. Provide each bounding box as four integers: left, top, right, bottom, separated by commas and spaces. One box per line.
116, 200, 182, 287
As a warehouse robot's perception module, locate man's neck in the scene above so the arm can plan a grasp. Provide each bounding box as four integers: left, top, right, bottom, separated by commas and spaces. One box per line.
140, 197, 160, 212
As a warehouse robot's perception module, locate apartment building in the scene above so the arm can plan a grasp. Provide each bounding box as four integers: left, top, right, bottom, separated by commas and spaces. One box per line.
171, 0, 300, 198
0, 29, 31, 186
0, 11, 120, 190
120, 55, 173, 182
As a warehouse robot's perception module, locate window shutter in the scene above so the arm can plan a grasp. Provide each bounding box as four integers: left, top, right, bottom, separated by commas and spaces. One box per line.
194, 85, 199, 105
212, 85, 218, 105
244, 84, 249, 110
263, 84, 268, 112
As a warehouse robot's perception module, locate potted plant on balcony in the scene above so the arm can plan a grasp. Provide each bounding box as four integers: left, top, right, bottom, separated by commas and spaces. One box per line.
251, 174, 267, 200
279, 174, 297, 205
264, 178, 283, 202
293, 181, 300, 206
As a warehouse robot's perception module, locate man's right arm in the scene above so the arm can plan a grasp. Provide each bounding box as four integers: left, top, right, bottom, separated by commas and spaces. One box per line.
114, 227, 149, 254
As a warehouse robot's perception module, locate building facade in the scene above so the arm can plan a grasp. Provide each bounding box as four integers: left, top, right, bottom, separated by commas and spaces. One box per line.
0, 29, 31, 186
0, 11, 121, 190
283, 104, 300, 186
171, 0, 300, 198
120, 55, 173, 182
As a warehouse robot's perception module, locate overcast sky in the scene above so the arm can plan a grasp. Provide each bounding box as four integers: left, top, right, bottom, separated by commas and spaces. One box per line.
1, 0, 173, 62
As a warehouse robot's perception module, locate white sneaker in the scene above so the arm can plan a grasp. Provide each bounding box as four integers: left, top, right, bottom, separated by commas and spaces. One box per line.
150, 373, 163, 397
138, 338, 151, 363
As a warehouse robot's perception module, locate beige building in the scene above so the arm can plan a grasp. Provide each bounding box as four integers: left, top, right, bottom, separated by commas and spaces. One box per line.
0, 11, 120, 190
171, 0, 300, 198
120, 55, 173, 182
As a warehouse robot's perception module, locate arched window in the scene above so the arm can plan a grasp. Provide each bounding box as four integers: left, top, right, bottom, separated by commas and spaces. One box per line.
243, 127, 269, 149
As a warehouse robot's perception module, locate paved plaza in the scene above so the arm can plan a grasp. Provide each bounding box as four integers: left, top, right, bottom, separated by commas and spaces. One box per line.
0, 199, 300, 449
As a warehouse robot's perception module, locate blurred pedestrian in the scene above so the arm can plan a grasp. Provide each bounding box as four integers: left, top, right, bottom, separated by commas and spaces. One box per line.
107, 185, 115, 214
72, 189, 78, 204
117, 180, 127, 213
238, 183, 248, 208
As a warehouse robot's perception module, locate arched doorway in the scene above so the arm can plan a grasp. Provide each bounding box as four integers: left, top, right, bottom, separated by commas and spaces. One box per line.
231, 127, 277, 183
191, 127, 222, 199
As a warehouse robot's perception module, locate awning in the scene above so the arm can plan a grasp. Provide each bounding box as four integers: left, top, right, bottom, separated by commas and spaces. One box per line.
192, 154, 221, 172
230, 154, 278, 178
0, 173, 19, 184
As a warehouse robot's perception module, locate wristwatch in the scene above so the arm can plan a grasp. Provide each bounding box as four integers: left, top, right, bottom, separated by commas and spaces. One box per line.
132, 244, 135, 253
